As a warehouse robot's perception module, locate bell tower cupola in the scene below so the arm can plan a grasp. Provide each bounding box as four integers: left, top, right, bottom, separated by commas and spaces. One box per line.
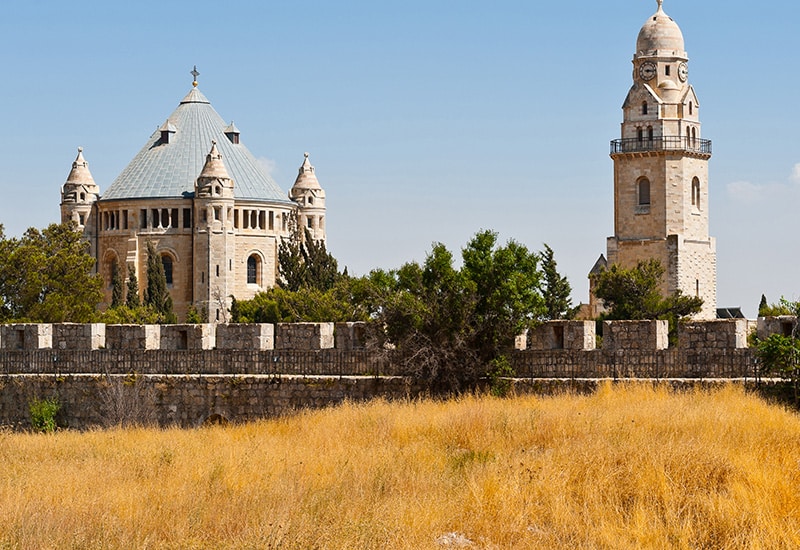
605, 0, 717, 319
290, 152, 327, 242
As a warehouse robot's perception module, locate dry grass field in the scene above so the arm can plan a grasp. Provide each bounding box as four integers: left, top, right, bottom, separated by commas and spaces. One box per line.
1, 383, 800, 549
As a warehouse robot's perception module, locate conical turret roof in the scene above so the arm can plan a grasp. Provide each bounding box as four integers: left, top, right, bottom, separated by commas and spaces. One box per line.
291, 152, 322, 191
101, 87, 291, 203
65, 147, 97, 188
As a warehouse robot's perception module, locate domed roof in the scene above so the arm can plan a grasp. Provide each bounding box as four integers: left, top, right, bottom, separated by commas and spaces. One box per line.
636, 0, 685, 56
101, 86, 291, 204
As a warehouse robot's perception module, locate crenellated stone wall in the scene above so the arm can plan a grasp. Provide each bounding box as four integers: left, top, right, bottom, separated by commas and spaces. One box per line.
215, 323, 274, 350
53, 323, 106, 351
678, 319, 748, 350
527, 321, 596, 351
757, 316, 797, 340
159, 324, 216, 350
0, 324, 52, 350
275, 322, 334, 350
603, 320, 669, 351
106, 324, 161, 350
335, 322, 367, 350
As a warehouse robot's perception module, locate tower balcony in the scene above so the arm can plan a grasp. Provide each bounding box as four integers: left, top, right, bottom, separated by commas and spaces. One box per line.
610, 136, 712, 155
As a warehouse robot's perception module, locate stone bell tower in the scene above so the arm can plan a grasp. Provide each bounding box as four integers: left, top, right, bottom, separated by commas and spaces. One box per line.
606, 0, 716, 319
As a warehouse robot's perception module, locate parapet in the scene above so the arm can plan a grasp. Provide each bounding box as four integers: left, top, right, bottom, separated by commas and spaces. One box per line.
106, 324, 161, 350
678, 319, 748, 350
160, 324, 216, 350
334, 322, 367, 350
216, 323, 274, 350
53, 323, 106, 350
603, 320, 669, 351
275, 322, 334, 350
0, 324, 53, 350
528, 321, 596, 351
757, 316, 797, 340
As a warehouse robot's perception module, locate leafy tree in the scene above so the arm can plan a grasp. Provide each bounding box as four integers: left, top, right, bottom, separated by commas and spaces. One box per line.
143, 241, 176, 323
0, 222, 102, 322
370, 230, 545, 393
540, 243, 574, 320
110, 259, 124, 308
758, 296, 798, 317
757, 333, 800, 405
591, 259, 703, 322
126, 264, 141, 308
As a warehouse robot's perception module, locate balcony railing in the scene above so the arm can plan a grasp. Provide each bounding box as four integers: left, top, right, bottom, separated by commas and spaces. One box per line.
610, 136, 712, 155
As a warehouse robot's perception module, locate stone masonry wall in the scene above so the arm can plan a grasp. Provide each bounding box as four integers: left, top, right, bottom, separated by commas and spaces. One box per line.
276, 323, 334, 350
106, 324, 161, 350
215, 323, 274, 350
0, 324, 52, 350
603, 320, 669, 351
678, 319, 748, 350
528, 321, 596, 351
53, 323, 106, 351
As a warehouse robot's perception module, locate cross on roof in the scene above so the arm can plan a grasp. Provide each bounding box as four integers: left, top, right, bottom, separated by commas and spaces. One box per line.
191, 65, 200, 87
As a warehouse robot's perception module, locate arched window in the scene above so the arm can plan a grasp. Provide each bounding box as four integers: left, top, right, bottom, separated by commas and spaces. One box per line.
691, 177, 701, 209
637, 178, 651, 206
161, 255, 173, 285
642, 102, 648, 115
691, 127, 697, 146
247, 254, 261, 285
637, 128, 643, 143
689, 102, 693, 115
647, 126, 653, 142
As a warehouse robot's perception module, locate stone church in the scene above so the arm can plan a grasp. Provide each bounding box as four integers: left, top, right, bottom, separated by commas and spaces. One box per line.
588, 0, 717, 320
59, 71, 326, 322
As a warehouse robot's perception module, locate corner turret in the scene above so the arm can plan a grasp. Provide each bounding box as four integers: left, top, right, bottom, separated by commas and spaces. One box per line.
289, 152, 326, 242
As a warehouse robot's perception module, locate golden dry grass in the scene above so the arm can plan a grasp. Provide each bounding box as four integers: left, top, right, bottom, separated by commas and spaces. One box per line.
1, 383, 800, 549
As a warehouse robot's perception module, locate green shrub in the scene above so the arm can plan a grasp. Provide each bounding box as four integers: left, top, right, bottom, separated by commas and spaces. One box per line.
29, 397, 60, 433
487, 355, 515, 397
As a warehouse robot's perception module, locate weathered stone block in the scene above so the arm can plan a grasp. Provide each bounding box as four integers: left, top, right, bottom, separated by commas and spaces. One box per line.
757, 316, 797, 340
106, 324, 161, 350
603, 320, 668, 351
275, 323, 334, 350
215, 323, 274, 350
53, 323, 106, 350
334, 322, 367, 350
160, 324, 216, 350
678, 319, 748, 350
0, 324, 52, 350
529, 321, 596, 351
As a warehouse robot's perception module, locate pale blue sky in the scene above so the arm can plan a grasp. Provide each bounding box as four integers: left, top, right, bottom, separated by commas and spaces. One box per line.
1, 0, 797, 317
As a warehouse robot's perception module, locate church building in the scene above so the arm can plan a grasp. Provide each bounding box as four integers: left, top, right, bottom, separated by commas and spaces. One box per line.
591, 0, 717, 319
59, 69, 326, 321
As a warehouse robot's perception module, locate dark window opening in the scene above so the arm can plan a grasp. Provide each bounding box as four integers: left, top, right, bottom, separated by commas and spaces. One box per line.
183, 208, 191, 228
247, 255, 258, 284
638, 178, 651, 206
642, 102, 648, 115
162, 255, 173, 285
665, 65, 671, 76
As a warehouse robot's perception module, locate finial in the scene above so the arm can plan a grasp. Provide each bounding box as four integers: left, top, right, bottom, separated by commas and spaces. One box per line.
211, 139, 217, 146
657, 0, 664, 12
78, 146, 83, 153
191, 65, 200, 87
304, 152, 309, 159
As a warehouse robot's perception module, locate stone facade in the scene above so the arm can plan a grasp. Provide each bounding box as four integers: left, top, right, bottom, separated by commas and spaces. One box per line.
275, 323, 334, 350
159, 324, 216, 351
678, 319, 748, 350
603, 320, 669, 351
528, 321, 596, 351
215, 323, 274, 350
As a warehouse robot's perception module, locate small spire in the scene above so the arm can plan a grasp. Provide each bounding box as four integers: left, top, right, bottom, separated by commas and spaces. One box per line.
656, 0, 664, 12
191, 65, 200, 87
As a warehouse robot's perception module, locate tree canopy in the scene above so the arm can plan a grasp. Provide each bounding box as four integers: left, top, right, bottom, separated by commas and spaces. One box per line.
540, 243, 574, 320
0, 222, 103, 322
591, 259, 702, 322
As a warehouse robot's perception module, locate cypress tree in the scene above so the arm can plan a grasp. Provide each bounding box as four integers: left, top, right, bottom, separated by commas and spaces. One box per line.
110, 259, 124, 308
143, 241, 174, 322
541, 243, 574, 320
126, 264, 140, 308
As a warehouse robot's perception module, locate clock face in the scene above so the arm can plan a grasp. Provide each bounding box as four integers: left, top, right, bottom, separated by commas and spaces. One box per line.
639, 62, 657, 81
678, 62, 688, 82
